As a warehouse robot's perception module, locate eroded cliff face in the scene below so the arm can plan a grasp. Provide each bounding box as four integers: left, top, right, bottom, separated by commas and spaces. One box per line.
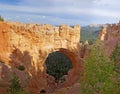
99, 22, 120, 55
98, 26, 107, 41
0, 21, 82, 93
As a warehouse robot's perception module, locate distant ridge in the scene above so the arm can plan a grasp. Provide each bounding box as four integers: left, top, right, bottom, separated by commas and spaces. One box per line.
81, 25, 102, 43
88, 24, 107, 28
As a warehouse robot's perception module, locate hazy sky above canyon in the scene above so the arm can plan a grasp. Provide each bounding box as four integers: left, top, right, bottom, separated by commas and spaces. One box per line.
0, 0, 120, 26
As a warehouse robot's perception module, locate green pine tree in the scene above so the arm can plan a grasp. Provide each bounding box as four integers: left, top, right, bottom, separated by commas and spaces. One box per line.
8, 73, 28, 94
0, 16, 4, 21
80, 40, 115, 94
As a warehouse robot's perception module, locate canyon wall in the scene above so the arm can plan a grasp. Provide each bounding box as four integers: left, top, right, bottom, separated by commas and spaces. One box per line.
0, 21, 82, 93
99, 22, 120, 55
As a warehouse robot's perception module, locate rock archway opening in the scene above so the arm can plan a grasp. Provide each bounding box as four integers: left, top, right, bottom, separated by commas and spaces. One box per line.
45, 51, 73, 83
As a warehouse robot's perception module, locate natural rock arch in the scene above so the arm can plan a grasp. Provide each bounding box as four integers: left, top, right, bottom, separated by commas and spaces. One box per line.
45, 51, 73, 83
44, 48, 81, 87
0, 22, 82, 93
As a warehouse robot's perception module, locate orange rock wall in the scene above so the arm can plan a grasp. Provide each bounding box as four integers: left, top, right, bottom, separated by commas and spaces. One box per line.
0, 21, 82, 93
0, 22, 10, 63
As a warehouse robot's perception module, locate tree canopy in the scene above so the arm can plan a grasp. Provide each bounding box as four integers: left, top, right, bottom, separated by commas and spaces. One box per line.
80, 40, 115, 94
0, 16, 4, 21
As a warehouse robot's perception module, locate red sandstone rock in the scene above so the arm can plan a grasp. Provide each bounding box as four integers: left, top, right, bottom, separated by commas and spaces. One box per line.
99, 22, 120, 55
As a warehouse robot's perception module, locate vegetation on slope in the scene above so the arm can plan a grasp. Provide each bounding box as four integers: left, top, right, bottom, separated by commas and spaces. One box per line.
8, 73, 28, 94
80, 26, 102, 43
80, 40, 115, 94
80, 40, 120, 94
110, 44, 120, 93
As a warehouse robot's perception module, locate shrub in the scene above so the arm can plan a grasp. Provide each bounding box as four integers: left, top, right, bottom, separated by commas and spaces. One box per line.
0, 16, 4, 21
18, 65, 25, 71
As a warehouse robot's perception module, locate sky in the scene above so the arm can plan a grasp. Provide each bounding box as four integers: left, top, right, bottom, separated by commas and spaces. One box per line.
0, 0, 120, 26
